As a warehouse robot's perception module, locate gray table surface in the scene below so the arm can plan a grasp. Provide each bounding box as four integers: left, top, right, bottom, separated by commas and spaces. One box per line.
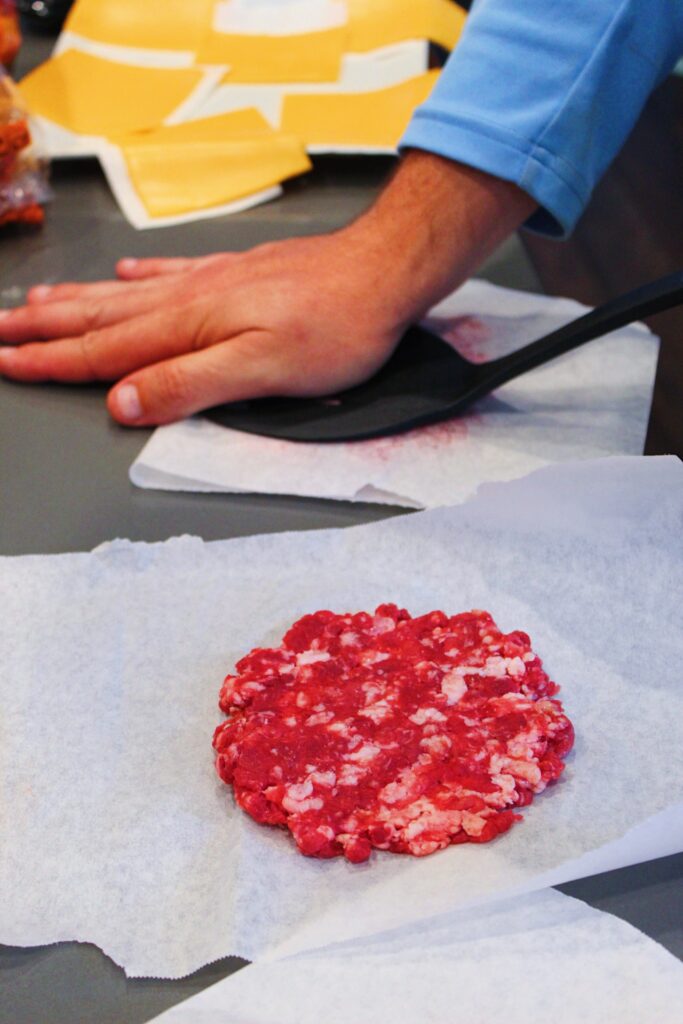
1, 27, 681, 1024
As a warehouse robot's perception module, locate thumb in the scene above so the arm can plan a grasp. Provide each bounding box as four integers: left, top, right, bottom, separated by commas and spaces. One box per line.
107, 333, 276, 426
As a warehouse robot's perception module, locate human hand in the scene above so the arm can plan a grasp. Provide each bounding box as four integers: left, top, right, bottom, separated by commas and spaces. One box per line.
0, 153, 535, 426
0, 229, 409, 426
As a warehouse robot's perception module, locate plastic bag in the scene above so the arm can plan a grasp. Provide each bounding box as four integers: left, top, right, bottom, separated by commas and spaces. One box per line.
0, 68, 51, 226
0, 0, 20, 71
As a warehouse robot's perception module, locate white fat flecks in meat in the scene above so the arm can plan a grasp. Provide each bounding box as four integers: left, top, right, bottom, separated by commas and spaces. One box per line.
358, 701, 393, 724
282, 793, 324, 814
327, 720, 351, 735
306, 710, 335, 726
337, 764, 366, 786
441, 671, 468, 705
461, 811, 487, 837
307, 770, 337, 788
379, 767, 422, 806
361, 650, 390, 666
361, 681, 384, 704
491, 754, 543, 788
410, 706, 447, 725
347, 742, 381, 764
371, 615, 396, 635
419, 734, 452, 757
297, 650, 332, 666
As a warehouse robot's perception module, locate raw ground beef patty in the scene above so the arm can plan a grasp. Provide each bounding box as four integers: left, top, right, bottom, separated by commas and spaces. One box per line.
213, 605, 574, 863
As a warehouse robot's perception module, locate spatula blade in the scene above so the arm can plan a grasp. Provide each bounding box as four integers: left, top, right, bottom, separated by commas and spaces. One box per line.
205, 326, 477, 442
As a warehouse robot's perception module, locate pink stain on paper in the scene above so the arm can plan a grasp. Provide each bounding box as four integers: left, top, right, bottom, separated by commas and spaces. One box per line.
354, 316, 490, 461
359, 413, 477, 463
423, 315, 492, 363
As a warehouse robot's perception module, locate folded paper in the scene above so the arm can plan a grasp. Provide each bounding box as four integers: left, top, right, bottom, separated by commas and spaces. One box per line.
147, 889, 683, 1023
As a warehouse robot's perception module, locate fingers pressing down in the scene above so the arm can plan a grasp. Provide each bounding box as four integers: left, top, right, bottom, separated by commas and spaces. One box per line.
0, 303, 224, 384
0, 288, 176, 344
108, 332, 276, 426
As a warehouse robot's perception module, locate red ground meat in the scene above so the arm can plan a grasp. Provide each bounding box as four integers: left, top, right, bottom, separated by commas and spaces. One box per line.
213, 606, 574, 863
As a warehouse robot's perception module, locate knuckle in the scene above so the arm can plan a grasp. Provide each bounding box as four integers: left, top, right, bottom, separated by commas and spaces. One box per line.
78, 331, 99, 372
81, 301, 105, 333
172, 298, 215, 352
154, 362, 191, 410
78, 330, 106, 379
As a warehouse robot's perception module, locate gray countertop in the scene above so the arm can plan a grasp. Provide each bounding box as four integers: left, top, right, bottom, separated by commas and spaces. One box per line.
1, 27, 681, 1024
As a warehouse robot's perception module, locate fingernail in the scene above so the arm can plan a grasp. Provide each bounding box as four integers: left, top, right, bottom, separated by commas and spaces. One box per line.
118, 258, 138, 272
114, 383, 143, 421
30, 285, 52, 301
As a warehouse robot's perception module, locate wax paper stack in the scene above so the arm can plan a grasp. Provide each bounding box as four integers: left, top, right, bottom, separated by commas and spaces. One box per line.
17, 0, 466, 227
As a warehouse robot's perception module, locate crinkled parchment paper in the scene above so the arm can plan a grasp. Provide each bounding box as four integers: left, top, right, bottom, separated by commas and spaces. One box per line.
2, 456, 682, 976
148, 889, 683, 1024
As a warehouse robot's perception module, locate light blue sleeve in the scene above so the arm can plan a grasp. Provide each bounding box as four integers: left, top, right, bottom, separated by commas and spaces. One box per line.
400, 0, 683, 237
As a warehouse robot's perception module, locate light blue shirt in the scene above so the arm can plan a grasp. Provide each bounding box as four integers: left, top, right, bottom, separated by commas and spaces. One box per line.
401, 0, 683, 237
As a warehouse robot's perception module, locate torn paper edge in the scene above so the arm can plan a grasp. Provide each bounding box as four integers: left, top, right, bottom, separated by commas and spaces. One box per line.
128, 449, 422, 507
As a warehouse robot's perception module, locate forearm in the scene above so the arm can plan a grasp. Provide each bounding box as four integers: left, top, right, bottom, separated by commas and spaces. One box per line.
342, 149, 537, 328
403, 0, 683, 237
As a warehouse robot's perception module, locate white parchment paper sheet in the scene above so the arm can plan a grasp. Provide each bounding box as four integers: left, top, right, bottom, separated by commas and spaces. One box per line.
130, 280, 658, 508
2, 456, 682, 977
148, 889, 683, 1024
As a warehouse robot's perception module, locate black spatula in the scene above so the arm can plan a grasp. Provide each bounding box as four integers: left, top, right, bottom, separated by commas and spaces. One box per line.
206, 270, 683, 443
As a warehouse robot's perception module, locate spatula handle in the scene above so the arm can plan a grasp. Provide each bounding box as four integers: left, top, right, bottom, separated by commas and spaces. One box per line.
481, 269, 683, 389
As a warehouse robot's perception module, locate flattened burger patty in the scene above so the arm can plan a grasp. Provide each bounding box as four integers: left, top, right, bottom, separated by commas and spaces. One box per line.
213, 605, 574, 863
